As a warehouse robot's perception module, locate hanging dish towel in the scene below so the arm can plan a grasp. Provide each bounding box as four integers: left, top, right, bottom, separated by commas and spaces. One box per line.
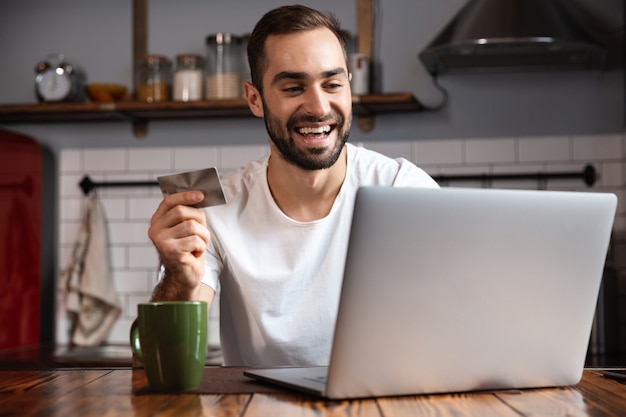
60, 193, 121, 346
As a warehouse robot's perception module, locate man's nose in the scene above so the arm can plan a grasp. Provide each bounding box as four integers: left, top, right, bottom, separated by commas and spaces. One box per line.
302, 87, 331, 118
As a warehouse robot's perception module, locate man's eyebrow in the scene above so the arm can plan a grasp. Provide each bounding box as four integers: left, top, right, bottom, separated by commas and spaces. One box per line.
272, 71, 307, 85
271, 67, 347, 86
324, 67, 348, 78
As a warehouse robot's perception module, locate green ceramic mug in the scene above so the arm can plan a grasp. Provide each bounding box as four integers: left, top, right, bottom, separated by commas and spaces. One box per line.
130, 301, 208, 392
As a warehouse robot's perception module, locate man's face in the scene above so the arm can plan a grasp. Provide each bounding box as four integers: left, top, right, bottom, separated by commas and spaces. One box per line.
259, 28, 352, 170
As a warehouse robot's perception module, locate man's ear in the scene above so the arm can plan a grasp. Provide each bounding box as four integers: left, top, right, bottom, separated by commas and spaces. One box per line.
244, 82, 264, 118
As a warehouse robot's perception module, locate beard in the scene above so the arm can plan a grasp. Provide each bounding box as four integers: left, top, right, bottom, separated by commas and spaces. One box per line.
263, 102, 351, 171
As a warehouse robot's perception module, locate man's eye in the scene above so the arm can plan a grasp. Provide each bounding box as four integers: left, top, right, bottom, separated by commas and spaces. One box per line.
283, 86, 303, 93
325, 82, 342, 90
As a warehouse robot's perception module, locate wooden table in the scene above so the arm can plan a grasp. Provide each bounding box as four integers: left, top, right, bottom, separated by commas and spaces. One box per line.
1, 368, 625, 416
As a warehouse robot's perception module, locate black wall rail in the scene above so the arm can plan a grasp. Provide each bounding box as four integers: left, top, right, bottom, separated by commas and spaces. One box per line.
79, 176, 158, 196
433, 164, 596, 188
78, 164, 596, 195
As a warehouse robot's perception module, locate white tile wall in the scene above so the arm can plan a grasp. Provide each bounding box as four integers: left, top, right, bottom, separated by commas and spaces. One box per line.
518, 136, 570, 163
56, 133, 626, 351
465, 137, 517, 164
413, 139, 465, 166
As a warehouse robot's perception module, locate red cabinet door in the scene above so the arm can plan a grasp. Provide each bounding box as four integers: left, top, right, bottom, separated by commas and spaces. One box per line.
0, 129, 42, 350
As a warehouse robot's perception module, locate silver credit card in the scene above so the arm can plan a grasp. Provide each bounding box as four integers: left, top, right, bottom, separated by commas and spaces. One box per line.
157, 167, 227, 208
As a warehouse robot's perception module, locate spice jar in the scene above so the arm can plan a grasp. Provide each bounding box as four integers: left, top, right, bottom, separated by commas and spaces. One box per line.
205, 33, 242, 99
136, 54, 171, 102
173, 54, 204, 101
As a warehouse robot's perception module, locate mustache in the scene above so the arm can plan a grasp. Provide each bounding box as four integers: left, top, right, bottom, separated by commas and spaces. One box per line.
287, 111, 344, 130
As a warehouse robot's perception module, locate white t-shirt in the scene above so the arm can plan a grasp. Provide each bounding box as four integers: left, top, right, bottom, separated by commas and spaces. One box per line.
203, 143, 439, 366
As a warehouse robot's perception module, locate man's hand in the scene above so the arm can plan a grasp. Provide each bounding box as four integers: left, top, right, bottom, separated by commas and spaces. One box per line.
148, 191, 210, 301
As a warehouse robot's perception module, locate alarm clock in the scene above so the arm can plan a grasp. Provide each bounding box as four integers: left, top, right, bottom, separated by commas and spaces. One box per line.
34, 54, 85, 103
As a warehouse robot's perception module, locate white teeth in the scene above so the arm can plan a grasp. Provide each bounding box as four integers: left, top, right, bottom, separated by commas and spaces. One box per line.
298, 125, 331, 135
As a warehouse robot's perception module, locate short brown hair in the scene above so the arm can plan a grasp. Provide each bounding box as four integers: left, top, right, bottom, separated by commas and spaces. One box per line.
247, 5, 348, 94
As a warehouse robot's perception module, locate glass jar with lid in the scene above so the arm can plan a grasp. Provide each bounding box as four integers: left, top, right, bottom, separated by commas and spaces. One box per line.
205, 33, 242, 99
136, 54, 171, 103
173, 53, 204, 102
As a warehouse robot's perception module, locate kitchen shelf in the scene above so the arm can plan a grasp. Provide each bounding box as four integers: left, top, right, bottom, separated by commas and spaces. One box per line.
0, 93, 423, 124
0, 1, 419, 135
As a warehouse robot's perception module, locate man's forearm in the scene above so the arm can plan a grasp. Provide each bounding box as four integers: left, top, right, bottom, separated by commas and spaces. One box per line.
151, 268, 194, 301
151, 278, 181, 301
150, 266, 212, 302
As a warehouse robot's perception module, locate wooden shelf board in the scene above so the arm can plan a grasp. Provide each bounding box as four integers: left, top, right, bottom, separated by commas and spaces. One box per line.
0, 102, 125, 123
353, 93, 423, 114
118, 99, 253, 119
0, 93, 423, 124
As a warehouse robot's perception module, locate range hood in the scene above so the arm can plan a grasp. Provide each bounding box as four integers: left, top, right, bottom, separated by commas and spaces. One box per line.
419, 0, 607, 75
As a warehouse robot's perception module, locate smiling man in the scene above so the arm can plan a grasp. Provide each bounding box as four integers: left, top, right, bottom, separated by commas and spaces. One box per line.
148, 5, 439, 366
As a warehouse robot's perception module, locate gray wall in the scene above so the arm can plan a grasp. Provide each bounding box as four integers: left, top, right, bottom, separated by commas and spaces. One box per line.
0, 0, 623, 150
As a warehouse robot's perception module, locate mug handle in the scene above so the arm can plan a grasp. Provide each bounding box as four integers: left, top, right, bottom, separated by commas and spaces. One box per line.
129, 318, 143, 364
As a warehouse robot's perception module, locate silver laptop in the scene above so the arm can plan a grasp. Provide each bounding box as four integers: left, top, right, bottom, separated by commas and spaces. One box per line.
245, 186, 617, 399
